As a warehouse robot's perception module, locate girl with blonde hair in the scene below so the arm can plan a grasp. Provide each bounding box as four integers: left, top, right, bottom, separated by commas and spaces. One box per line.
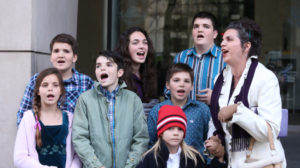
137, 105, 226, 168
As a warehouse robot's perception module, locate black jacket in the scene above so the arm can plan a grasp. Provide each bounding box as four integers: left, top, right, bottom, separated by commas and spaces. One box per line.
136, 142, 227, 168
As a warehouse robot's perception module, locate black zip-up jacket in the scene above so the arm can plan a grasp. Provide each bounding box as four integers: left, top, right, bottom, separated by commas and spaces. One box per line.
136, 141, 227, 168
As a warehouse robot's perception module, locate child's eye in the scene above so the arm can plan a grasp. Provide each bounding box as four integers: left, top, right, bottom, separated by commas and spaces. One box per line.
184, 79, 191, 83
63, 49, 70, 53
131, 40, 139, 45
178, 127, 183, 131
143, 40, 148, 45
173, 78, 179, 82
96, 64, 101, 68
107, 62, 113, 67
193, 24, 199, 29
52, 49, 59, 53
203, 24, 211, 29
41, 83, 48, 87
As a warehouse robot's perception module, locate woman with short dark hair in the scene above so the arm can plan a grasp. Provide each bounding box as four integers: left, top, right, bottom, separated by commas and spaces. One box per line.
206, 18, 286, 168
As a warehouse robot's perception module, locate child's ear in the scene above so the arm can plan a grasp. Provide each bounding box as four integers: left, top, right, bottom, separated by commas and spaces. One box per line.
117, 68, 124, 78
72, 54, 78, 63
213, 30, 218, 39
166, 82, 170, 90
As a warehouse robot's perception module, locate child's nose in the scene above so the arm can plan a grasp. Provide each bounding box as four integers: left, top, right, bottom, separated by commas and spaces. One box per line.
139, 43, 146, 49
58, 51, 64, 57
173, 128, 180, 134
198, 26, 203, 32
100, 66, 106, 71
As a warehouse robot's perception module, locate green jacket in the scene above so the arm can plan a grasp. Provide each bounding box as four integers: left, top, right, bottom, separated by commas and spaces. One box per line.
72, 82, 149, 168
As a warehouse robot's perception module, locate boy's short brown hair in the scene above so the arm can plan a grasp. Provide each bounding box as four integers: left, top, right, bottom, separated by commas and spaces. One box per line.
166, 63, 194, 84
50, 33, 78, 55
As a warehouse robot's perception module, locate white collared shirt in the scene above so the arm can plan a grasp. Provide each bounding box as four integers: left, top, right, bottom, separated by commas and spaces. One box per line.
167, 146, 182, 168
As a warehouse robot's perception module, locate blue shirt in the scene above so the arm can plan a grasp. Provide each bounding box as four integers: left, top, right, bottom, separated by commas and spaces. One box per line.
17, 68, 94, 125
172, 44, 225, 100
100, 85, 120, 168
147, 99, 211, 159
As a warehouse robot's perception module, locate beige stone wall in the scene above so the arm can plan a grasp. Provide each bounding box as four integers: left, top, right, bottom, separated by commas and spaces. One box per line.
0, 0, 78, 167
0, 53, 31, 168
0, 1, 32, 166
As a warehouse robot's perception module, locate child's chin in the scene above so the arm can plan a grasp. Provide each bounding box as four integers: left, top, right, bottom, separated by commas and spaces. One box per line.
100, 83, 108, 87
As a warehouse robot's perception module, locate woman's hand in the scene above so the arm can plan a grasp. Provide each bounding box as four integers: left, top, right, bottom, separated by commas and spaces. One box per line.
218, 104, 238, 122
205, 135, 225, 160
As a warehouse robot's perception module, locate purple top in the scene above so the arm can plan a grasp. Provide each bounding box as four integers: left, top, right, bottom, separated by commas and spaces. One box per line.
132, 74, 144, 100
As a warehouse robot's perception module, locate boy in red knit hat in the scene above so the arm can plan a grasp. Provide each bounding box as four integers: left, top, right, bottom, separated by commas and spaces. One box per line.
137, 105, 226, 168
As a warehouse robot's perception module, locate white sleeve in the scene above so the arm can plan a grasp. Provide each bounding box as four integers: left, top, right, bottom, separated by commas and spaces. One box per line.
207, 117, 216, 139
229, 71, 281, 142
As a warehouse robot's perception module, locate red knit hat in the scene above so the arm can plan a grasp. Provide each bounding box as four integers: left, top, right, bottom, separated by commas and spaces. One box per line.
157, 105, 187, 138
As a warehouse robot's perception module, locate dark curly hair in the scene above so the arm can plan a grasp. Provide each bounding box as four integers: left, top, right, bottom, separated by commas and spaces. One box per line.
115, 27, 157, 102
225, 18, 262, 57
33, 68, 65, 147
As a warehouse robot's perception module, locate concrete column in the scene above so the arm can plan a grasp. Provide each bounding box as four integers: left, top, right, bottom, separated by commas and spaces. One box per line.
0, 0, 78, 167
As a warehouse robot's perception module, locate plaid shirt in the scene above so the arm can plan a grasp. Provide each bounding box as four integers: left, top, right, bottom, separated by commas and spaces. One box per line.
17, 68, 94, 125
171, 44, 226, 100
100, 85, 120, 168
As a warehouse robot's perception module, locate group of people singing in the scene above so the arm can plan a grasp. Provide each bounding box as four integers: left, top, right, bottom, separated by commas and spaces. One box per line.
14, 11, 286, 168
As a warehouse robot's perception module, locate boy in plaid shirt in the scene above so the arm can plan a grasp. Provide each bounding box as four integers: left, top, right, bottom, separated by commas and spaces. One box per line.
17, 33, 94, 125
